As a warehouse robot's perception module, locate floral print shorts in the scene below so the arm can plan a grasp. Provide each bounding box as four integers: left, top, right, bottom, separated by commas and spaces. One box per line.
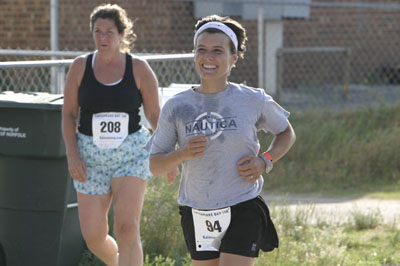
74, 127, 153, 195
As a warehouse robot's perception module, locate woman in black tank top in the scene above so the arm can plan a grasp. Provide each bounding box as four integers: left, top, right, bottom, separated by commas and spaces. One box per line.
61, 4, 161, 265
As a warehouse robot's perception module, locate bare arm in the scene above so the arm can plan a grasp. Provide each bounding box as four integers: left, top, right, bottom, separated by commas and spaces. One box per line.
150, 135, 207, 177
265, 122, 296, 163
237, 122, 296, 183
133, 56, 183, 182
133, 57, 160, 131
61, 56, 87, 182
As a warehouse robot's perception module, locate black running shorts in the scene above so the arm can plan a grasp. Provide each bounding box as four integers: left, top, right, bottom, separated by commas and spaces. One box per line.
179, 196, 279, 260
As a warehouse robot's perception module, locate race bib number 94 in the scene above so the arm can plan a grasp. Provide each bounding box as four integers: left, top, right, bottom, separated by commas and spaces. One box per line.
192, 207, 231, 251
92, 112, 129, 149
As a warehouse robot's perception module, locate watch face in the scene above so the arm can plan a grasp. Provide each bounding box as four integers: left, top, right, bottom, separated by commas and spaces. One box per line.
265, 162, 273, 174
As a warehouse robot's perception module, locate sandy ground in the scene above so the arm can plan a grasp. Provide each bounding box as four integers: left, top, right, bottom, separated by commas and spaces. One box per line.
262, 194, 400, 228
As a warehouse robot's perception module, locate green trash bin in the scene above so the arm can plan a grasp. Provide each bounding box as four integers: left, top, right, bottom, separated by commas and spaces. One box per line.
0, 91, 85, 266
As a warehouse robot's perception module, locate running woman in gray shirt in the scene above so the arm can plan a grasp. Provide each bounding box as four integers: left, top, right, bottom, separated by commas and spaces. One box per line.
149, 14, 296, 266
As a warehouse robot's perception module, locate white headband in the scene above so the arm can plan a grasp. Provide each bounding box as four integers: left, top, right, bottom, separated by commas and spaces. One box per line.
193, 22, 238, 52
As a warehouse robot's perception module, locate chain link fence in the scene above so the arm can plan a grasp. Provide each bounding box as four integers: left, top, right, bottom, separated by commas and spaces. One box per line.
1, 1, 400, 111
0, 51, 198, 93
277, 2, 400, 111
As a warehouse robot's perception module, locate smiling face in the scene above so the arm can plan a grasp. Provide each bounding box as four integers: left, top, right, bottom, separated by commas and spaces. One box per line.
194, 32, 238, 84
93, 18, 122, 52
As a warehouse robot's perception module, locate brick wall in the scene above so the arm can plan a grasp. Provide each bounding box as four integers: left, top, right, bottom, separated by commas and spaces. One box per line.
57, 0, 197, 52
0, 0, 196, 51
1, 0, 400, 87
0, 0, 50, 49
283, 3, 400, 85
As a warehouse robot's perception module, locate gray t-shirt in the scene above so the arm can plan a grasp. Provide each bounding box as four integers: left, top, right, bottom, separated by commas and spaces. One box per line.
150, 83, 289, 210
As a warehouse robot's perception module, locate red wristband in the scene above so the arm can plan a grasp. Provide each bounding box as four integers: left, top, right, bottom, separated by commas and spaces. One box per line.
262, 152, 273, 164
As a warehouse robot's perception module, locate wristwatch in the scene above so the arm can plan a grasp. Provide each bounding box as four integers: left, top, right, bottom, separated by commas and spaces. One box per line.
258, 152, 273, 174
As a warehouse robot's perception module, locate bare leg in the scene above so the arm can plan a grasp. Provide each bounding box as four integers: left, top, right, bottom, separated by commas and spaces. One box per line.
219, 253, 255, 266
77, 192, 118, 266
111, 177, 147, 266
192, 258, 220, 266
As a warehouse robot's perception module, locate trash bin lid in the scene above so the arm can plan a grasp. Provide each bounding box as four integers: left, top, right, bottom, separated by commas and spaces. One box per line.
0, 91, 63, 110
0, 91, 65, 157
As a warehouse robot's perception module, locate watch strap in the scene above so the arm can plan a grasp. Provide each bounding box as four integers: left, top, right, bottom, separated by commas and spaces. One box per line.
258, 152, 273, 174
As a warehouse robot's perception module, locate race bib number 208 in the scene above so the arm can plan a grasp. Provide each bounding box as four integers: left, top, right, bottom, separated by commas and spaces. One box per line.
92, 112, 129, 149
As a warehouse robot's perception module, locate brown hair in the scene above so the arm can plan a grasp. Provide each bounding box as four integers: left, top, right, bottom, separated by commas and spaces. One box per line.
90, 4, 136, 52
194, 14, 247, 58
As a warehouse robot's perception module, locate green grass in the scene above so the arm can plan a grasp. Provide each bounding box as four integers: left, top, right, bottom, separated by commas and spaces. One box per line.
256, 216, 400, 266
80, 198, 400, 266
261, 103, 400, 198
79, 103, 400, 265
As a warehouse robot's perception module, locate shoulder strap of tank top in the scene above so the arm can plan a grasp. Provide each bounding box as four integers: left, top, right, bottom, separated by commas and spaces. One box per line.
83, 53, 95, 81
79, 53, 94, 88
125, 53, 132, 75
124, 53, 135, 81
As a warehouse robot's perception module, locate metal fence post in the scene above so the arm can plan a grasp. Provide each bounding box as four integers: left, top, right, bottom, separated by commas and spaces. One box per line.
258, 6, 264, 90
276, 49, 283, 103
50, 0, 59, 94
342, 48, 352, 99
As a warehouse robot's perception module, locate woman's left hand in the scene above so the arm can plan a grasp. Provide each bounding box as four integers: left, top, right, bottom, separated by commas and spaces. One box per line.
237, 155, 265, 183
163, 167, 180, 184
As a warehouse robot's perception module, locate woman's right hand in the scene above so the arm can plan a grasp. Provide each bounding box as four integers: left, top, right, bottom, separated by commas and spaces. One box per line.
62, 56, 87, 183
180, 135, 208, 160
67, 153, 87, 183
149, 135, 207, 177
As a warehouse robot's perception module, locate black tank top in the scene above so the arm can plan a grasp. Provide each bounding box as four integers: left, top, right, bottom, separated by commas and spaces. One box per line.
78, 53, 142, 136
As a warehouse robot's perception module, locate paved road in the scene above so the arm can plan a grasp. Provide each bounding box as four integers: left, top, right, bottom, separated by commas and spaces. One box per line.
262, 195, 400, 228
